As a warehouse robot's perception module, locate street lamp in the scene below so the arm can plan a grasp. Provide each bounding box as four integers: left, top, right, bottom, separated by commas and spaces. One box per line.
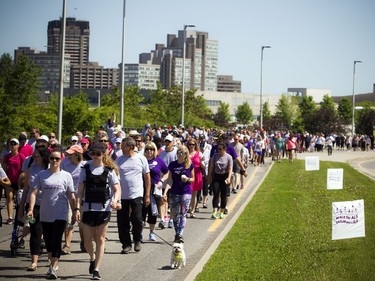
260, 45, 271, 129
57, 0, 67, 145
97, 90, 101, 107
181, 24, 195, 127
352, 60, 362, 137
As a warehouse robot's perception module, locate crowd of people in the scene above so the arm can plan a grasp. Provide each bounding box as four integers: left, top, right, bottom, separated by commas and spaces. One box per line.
0, 122, 374, 280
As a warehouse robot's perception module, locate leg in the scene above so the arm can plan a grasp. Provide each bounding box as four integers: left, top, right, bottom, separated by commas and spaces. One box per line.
93, 222, 108, 271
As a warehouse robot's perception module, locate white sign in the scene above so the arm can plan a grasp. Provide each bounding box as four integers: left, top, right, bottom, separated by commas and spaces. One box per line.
332, 199, 365, 240
305, 156, 319, 171
327, 169, 344, 190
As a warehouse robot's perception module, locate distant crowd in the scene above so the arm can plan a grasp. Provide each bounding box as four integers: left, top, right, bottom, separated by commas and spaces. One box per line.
0, 121, 374, 279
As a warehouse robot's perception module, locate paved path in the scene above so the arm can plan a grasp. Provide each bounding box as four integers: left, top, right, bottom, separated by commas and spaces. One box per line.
0, 149, 373, 280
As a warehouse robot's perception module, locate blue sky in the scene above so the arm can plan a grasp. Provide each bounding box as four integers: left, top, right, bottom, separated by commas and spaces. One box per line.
0, 0, 374, 97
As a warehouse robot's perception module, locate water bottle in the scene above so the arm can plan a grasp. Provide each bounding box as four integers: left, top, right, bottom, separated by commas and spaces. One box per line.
27, 215, 36, 224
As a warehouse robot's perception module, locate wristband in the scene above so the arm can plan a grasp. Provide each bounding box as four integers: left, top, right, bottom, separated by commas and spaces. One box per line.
74, 208, 80, 211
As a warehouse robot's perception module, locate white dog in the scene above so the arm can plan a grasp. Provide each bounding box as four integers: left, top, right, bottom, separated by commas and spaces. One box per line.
170, 242, 186, 269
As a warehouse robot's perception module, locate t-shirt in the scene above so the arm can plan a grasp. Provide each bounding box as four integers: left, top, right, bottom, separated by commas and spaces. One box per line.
78, 161, 119, 212
27, 164, 45, 206
212, 153, 233, 174
115, 153, 150, 200
4, 152, 26, 184
0, 164, 8, 180
168, 160, 193, 195
33, 169, 75, 222
148, 157, 168, 186
158, 147, 177, 166
61, 158, 87, 193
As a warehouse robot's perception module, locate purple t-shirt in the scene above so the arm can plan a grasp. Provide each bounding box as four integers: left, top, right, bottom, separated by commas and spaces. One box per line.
148, 157, 168, 185
168, 160, 193, 195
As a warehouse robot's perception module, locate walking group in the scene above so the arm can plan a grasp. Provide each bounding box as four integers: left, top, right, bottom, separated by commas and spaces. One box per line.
1, 123, 373, 280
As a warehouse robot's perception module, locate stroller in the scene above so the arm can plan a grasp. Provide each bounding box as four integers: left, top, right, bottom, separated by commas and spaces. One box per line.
10, 189, 26, 257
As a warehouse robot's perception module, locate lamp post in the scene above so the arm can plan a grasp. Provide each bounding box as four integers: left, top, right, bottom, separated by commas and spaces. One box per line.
57, 0, 66, 145
120, 0, 126, 127
181, 24, 195, 127
260, 45, 271, 130
352, 60, 362, 137
97, 90, 101, 107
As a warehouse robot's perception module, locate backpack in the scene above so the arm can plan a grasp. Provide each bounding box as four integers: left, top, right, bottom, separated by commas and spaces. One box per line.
83, 163, 111, 208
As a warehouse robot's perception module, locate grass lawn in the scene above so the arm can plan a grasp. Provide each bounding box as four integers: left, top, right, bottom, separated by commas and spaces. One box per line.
196, 159, 375, 281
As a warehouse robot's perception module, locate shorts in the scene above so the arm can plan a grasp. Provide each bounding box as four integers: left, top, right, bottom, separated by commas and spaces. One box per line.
82, 211, 111, 227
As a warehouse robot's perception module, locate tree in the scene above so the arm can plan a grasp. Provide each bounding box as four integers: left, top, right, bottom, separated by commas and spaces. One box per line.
0, 53, 41, 138
274, 94, 300, 129
213, 102, 231, 127
235, 102, 253, 125
355, 102, 375, 136
337, 98, 352, 124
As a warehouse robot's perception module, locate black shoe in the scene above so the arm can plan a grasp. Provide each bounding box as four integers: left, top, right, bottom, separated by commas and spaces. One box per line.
224, 208, 228, 215
134, 242, 141, 252
174, 234, 184, 243
89, 260, 95, 274
92, 270, 101, 280
121, 246, 132, 254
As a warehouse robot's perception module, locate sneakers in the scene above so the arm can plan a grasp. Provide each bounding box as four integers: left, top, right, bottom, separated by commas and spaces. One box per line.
174, 234, 184, 243
121, 246, 132, 254
18, 238, 25, 249
47, 268, 58, 279
92, 269, 101, 280
232, 188, 237, 194
61, 245, 71, 255
224, 208, 228, 215
168, 220, 173, 228
158, 220, 165, 229
211, 212, 220, 219
220, 212, 225, 219
134, 242, 141, 252
149, 232, 156, 241
89, 260, 95, 274
7, 217, 13, 225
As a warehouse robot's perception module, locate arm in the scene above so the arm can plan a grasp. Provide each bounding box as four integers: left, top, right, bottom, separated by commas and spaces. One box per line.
143, 172, 151, 207
26, 188, 38, 218
164, 172, 172, 201
75, 182, 84, 222
18, 171, 30, 219
207, 155, 214, 186
110, 182, 121, 210
188, 168, 195, 183
68, 191, 77, 225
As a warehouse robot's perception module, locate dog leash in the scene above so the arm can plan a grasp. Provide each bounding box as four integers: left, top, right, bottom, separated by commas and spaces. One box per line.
153, 232, 174, 247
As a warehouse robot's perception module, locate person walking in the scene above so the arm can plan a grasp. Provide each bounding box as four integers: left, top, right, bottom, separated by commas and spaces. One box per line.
19, 147, 50, 271
165, 145, 194, 243
75, 142, 121, 280
207, 141, 233, 219
187, 138, 204, 218
27, 149, 76, 280
143, 141, 169, 241
116, 137, 151, 254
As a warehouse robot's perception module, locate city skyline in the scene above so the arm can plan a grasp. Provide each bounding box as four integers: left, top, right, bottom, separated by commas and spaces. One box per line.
1, 0, 374, 97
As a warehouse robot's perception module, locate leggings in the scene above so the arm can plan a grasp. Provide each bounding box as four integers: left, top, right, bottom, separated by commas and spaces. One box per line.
27, 204, 43, 256
42, 220, 67, 258
170, 193, 191, 236
212, 172, 229, 210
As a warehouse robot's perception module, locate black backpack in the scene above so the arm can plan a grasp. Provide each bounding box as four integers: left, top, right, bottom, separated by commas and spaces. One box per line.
83, 163, 111, 208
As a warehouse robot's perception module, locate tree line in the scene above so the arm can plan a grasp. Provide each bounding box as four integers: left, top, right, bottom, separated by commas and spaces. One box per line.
1, 53, 374, 144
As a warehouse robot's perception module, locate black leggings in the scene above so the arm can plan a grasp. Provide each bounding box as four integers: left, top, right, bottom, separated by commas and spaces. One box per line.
42, 220, 66, 258
26, 204, 43, 256
212, 172, 229, 210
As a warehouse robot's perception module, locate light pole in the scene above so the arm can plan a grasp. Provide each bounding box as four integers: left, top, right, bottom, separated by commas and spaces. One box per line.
57, 0, 66, 145
97, 90, 101, 107
120, 0, 126, 127
352, 60, 362, 137
260, 45, 271, 129
181, 24, 195, 127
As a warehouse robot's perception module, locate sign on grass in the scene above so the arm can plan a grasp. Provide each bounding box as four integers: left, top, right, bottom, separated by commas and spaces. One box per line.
327, 168, 343, 190
332, 199, 365, 240
305, 156, 319, 171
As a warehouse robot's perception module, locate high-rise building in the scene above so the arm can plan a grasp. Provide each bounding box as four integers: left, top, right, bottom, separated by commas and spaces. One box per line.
124, 63, 160, 90
217, 75, 241, 92
47, 18, 89, 66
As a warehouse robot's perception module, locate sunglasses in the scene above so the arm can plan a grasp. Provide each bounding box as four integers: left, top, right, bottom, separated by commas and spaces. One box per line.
135, 140, 142, 143
10, 142, 18, 146
49, 136, 55, 139
177, 151, 186, 155
49, 156, 61, 161
188, 143, 195, 146
218, 148, 224, 151
71, 140, 78, 142
90, 151, 102, 156
145, 148, 155, 151
99, 139, 109, 143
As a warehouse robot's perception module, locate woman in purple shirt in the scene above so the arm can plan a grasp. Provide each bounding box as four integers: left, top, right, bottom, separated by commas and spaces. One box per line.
165, 145, 195, 243
143, 141, 169, 241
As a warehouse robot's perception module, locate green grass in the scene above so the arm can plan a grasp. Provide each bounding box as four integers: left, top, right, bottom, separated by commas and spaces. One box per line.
196, 160, 375, 281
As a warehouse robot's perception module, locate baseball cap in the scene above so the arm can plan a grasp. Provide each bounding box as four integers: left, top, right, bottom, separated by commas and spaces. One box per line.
37, 135, 49, 142
66, 145, 83, 154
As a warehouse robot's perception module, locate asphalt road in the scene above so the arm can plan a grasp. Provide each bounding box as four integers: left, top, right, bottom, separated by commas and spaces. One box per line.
0, 149, 373, 280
